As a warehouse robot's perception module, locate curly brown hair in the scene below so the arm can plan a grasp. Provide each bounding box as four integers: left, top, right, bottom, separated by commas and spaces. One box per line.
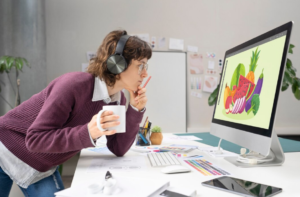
87, 30, 152, 87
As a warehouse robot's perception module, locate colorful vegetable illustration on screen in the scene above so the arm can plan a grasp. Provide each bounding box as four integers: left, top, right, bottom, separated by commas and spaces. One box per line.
223, 47, 263, 118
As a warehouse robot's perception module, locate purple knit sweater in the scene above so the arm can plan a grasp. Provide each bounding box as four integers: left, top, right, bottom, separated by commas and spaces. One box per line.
0, 72, 144, 172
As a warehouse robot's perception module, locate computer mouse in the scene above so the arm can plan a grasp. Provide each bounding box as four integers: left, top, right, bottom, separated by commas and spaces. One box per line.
161, 165, 191, 174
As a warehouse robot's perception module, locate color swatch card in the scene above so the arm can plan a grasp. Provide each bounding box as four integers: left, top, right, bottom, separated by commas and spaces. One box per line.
184, 159, 230, 176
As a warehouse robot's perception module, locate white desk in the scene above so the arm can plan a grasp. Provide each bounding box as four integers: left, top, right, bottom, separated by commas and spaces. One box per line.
72, 134, 300, 197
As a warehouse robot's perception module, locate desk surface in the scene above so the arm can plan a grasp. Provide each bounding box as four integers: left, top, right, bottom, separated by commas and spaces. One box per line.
72, 134, 300, 197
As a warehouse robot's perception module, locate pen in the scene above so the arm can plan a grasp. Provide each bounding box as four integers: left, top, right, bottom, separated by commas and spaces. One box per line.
142, 76, 151, 88
139, 132, 149, 144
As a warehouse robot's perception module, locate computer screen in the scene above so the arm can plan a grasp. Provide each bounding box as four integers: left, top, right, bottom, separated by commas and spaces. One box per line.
210, 22, 293, 161
214, 31, 287, 136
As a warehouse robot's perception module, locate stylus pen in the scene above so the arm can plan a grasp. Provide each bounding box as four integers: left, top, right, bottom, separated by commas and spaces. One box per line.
142, 76, 151, 88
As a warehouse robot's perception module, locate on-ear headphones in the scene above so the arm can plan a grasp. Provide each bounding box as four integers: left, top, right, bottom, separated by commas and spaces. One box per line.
106, 31, 131, 75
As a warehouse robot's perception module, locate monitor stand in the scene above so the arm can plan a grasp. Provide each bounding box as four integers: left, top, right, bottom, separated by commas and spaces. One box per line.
225, 132, 285, 168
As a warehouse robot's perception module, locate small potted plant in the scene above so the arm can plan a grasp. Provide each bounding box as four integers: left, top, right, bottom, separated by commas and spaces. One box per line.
150, 126, 163, 145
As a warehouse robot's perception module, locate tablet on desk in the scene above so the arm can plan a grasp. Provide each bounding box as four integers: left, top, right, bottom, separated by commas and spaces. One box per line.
202, 176, 282, 197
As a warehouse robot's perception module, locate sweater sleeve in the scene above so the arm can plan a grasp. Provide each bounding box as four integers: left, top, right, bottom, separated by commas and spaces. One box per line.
106, 93, 145, 156
25, 77, 94, 153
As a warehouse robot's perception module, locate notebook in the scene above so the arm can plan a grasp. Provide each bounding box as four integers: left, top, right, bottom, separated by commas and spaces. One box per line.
55, 176, 169, 197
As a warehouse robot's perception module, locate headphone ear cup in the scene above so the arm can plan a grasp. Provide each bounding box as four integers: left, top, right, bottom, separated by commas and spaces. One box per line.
106, 55, 127, 74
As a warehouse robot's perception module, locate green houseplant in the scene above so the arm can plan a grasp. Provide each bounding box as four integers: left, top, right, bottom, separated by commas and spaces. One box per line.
208, 44, 299, 106
150, 126, 163, 145
0, 55, 30, 108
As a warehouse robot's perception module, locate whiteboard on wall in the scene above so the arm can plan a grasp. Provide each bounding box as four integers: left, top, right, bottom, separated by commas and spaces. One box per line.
142, 51, 186, 133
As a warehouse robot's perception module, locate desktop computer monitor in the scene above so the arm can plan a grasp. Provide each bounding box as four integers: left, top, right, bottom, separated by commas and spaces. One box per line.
211, 21, 293, 167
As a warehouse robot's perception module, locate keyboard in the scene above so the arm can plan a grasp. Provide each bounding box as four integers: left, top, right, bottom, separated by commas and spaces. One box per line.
147, 152, 182, 167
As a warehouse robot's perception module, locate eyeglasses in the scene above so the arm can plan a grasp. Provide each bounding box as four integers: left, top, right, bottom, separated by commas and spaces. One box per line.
138, 63, 148, 74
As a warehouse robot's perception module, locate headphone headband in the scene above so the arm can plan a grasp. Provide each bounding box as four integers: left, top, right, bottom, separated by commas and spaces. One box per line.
115, 35, 130, 55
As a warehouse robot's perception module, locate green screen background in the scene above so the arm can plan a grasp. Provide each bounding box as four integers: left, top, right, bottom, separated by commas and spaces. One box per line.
214, 36, 286, 129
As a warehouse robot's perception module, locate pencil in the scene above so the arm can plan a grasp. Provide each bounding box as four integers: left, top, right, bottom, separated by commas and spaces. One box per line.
142, 76, 151, 88
142, 116, 148, 128
144, 120, 149, 137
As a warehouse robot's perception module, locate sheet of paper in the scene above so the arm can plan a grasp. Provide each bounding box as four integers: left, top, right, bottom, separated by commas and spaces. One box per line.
86, 51, 96, 61
170, 144, 198, 149
158, 37, 166, 48
86, 147, 113, 155
178, 136, 202, 140
134, 34, 150, 42
163, 135, 202, 142
203, 75, 218, 93
81, 63, 89, 72
208, 60, 215, 69
198, 147, 238, 157
169, 38, 184, 50
87, 155, 147, 173
187, 45, 198, 52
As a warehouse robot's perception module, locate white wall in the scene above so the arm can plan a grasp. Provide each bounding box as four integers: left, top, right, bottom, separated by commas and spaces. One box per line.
45, 0, 300, 135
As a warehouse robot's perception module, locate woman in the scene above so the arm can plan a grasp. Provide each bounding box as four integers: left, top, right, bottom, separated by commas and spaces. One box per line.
0, 30, 151, 197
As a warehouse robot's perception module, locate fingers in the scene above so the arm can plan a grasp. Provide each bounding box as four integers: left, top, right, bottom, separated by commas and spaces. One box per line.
138, 97, 148, 106
137, 87, 146, 95
135, 94, 146, 102
135, 92, 147, 103
100, 110, 113, 118
134, 88, 146, 103
100, 114, 120, 124
100, 120, 120, 130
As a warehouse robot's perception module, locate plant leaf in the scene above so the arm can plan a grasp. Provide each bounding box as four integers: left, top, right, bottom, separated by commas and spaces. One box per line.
294, 77, 300, 87
7, 56, 15, 70
22, 58, 30, 68
281, 81, 289, 91
208, 85, 219, 106
0, 63, 5, 73
292, 83, 297, 94
295, 88, 300, 100
15, 57, 24, 70
284, 71, 294, 85
288, 44, 295, 54
286, 58, 292, 69
286, 66, 296, 77
0, 56, 7, 64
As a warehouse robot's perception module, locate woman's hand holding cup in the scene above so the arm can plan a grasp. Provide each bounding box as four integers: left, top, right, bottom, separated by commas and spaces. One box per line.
88, 110, 119, 140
